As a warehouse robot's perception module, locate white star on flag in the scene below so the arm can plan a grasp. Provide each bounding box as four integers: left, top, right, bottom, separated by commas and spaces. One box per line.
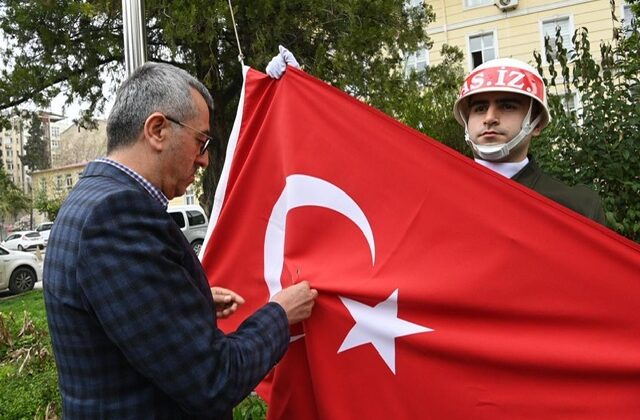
338, 289, 434, 374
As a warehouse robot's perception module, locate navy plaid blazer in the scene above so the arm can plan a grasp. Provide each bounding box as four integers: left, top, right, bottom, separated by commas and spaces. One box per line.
44, 161, 289, 419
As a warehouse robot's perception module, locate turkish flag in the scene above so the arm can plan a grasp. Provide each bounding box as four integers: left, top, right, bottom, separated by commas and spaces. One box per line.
200, 67, 640, 419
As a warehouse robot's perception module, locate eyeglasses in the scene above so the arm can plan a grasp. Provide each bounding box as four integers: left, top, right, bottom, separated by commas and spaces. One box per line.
164, 115, 213, 155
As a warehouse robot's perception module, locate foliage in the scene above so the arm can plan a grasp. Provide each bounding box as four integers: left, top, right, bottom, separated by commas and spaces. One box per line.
0, 291, 61, 419
0, 168, 30, 219
33, 189, 65, 221
233, 393, 267, 420
0, 0, 449, 212
533, 1, 640, 242
390, 44, 467, 155
20, 112, 50, 171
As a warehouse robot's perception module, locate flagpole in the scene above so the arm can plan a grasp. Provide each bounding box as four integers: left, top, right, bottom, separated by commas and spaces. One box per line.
122, 0, 148, 76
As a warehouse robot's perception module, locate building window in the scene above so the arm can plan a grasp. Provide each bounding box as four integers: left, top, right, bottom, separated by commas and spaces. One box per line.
562, 92, 579, 113
404, 47, 429, 77
51, 126, 60, 137
185, 187, 196, 205
39, 178, 47, 192
465, 0, 492, 7
559, 92, 584, 125
541, 16, 574, 60
66, 174, 73, 190
622, 4, 637, 37
468, 32, 496, 69
56, 175, 63, 191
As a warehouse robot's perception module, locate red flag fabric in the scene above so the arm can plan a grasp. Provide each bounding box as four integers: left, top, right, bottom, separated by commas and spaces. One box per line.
200, 67, 640, 419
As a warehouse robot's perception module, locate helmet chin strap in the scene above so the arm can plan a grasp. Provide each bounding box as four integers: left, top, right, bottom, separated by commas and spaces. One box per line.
463, 99, 542, 161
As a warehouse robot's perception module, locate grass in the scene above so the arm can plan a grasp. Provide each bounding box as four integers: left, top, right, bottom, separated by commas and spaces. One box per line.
0, 290, 267, 419
0, 290, 49, 330
0, 290, 60, 419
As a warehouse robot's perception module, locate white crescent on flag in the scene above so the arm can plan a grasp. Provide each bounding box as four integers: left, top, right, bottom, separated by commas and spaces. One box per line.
264, 174, 376, 299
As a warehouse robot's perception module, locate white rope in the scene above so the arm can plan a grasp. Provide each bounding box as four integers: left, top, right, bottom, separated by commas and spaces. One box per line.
227, 0, 245, 66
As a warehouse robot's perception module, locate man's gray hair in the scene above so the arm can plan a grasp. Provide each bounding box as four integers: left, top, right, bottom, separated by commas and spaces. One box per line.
106, 62, 214, 153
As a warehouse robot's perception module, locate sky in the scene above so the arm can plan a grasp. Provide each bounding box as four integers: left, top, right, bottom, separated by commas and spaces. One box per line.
48, 89, 115, 130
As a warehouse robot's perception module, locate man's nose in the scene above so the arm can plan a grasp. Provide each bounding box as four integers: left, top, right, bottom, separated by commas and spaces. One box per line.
483, 105, 499, 125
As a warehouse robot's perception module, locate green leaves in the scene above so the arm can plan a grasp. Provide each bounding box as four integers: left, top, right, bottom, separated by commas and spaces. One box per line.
0, 167, 30, 219
0, 0, 461, 215
19, 112, 50, 171
533, 4, 640, 242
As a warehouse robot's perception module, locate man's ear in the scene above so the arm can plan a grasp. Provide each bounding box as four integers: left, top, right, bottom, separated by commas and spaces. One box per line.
531, 123, 543, 137
143, 112, 170, 152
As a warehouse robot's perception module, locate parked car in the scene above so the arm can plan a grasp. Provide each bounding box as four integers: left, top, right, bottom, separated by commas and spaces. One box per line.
167, 205, 209, 254
1, 231, 45, 251
0, 245, 42, 294
35, 221, 54, 245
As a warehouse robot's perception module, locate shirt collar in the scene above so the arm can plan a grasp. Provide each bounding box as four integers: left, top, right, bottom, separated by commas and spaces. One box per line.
96, 157, 169, 208
474, 157, 529, 179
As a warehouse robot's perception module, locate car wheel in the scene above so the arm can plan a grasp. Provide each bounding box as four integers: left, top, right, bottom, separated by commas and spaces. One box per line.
9, 267, 36, 294
17, 244, 24, 251
191, 239, 204, 255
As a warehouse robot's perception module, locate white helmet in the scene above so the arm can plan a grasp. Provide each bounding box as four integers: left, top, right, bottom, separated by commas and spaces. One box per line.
453, 58, 551, 161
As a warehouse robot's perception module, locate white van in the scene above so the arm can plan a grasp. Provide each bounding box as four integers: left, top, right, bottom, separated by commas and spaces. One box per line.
167, 205, 208, 254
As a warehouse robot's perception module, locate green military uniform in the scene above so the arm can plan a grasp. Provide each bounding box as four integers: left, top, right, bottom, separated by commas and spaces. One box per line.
512, 157, 606, 224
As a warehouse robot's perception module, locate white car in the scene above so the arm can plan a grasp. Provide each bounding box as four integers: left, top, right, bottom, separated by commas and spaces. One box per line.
0, 245, 42, 294
167, 205, 209, 254
1, 231, 45, 251
35, 222, 54, 245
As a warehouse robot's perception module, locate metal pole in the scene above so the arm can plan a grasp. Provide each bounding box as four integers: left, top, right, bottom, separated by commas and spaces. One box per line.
122, 0, 147, 76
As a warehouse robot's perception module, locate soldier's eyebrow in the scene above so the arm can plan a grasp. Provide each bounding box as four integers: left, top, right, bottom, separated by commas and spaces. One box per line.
470, 95, 524, 107
469, 98, 488, 107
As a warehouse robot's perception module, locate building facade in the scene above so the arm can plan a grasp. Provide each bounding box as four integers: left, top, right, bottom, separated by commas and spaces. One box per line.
0, 111, 66, 194
30, 162, 87, 225
168, 186, 199, 207
0, 115, 27, 192
421, 0, 633, 71
53, 120, 107, 167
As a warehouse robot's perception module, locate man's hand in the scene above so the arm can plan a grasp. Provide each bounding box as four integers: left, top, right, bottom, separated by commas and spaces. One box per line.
271, 281, 318, 324
266, 45, 300, 79
211, 287, 246, 319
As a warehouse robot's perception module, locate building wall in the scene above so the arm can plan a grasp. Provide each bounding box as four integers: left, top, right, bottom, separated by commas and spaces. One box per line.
54, 120, 107, 167
0, 116, 28, 192
0, 111, 65, 194
168, 186, 199, 208
426, 0, 618, 71
30, 162, 87, 224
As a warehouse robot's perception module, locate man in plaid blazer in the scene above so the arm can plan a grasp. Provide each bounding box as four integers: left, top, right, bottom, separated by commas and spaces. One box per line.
44, 62, 317, 419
